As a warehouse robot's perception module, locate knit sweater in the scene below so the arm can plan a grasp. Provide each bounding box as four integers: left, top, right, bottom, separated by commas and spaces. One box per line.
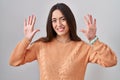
10, 38, 117, 80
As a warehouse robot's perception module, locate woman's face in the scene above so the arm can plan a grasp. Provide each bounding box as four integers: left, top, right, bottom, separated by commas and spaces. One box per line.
52, 9, 69, 37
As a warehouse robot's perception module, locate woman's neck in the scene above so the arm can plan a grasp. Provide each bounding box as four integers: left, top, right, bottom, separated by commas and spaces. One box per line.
56, 35, 71, 43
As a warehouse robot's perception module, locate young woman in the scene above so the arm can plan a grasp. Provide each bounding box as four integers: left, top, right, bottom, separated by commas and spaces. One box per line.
9, 3, 117, 80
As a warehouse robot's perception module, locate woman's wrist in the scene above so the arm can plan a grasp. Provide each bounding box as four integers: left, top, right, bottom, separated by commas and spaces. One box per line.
89, 36, 98, 45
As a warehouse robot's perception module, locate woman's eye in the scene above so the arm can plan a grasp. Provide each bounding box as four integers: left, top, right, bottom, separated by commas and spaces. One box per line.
52, 19, 56, 23
61, 18, 66, 21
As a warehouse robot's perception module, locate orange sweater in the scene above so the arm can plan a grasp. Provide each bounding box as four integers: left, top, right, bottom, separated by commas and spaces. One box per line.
10, 38, 117, 80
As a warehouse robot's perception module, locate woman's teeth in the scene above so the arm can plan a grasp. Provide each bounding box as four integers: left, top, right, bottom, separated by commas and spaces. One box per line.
57, 27, 64, 32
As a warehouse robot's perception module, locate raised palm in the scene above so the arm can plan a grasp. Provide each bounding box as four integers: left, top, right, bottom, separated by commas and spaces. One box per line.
24, 15, 40, 41
81, 14, 96, 41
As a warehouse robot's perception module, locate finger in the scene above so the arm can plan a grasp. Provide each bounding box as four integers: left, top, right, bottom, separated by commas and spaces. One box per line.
24, 19, 27, 31
24, 19, 27, 27
32, 29, 40, 36
30, 15, 33, 25
30, 15, 32, 25
28, 16, 31, 25
31, 15, 36, 26
84, 16, 89, 26
31, 15, 36, 30
28, 15, 33, 25
87, 14, 91, 24
94, 18, 96, 28
89, 14, 93, 24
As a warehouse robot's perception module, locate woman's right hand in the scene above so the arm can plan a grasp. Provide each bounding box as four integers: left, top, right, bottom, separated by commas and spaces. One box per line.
24, 15, 40, 41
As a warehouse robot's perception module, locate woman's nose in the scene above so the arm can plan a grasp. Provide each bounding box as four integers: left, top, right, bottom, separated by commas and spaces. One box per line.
57, 20, 62, 27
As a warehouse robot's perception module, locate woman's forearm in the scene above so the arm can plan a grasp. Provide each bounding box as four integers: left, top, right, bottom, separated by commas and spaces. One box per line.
9, 38, 30, 66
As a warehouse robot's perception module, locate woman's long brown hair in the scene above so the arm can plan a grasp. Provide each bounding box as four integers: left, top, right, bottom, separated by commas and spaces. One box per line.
35, 3, 81, 42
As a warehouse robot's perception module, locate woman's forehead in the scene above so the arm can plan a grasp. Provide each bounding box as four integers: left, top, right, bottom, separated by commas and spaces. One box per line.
52, 9, 64, 18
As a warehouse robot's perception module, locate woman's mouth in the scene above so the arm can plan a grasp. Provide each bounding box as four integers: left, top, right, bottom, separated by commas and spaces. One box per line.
57, 27, 65, 32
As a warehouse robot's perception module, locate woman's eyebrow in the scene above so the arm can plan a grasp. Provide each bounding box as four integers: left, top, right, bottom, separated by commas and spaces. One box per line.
52, 16, 65, 20
60, 16, 65, 19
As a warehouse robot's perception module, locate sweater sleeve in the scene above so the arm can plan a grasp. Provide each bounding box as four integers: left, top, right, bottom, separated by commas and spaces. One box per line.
88, 40, 117, 67
9, 38, 40, 66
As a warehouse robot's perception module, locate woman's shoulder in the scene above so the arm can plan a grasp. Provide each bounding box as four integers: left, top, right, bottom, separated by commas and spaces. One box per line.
33, 37, 53, 46
74, 40, 91, 48
74, 40, 87, 44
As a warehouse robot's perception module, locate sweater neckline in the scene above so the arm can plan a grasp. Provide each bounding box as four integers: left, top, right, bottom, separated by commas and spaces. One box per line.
53, 38, 73, 45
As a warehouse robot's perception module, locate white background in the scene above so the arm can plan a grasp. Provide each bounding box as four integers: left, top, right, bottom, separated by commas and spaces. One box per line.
0, 0, 120, 80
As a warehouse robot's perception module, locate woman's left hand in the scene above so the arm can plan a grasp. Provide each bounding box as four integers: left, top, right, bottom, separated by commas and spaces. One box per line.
81, 14, 97, 41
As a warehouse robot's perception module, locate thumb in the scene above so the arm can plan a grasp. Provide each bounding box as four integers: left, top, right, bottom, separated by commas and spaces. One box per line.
32, 29, 40, 36
80, 29, 86, 34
